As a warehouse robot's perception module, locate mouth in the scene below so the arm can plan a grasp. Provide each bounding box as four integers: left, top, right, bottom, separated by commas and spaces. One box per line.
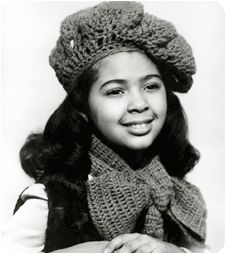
121, 119, 153, 136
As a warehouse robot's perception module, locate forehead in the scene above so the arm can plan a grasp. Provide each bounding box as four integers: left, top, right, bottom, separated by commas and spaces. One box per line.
94, 51, 160, 81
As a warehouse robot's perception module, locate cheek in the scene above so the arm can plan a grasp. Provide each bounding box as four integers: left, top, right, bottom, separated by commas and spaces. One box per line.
88, 98, 124, 126
160, 99, 167, 119
150, 93, 167, 119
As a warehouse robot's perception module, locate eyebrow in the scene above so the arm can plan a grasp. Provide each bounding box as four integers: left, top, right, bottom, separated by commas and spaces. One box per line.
100, 79, 126, 89
100, 74, 162, 90
140, 74, 162, 82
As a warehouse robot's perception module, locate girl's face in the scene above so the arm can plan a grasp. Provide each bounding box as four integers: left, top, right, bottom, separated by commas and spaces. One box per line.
88, 51, 167, 151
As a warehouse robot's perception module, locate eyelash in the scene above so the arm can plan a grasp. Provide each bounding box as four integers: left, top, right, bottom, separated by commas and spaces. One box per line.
105, 82, 161, 96
106, 88, 124, 96
144, 83, 160, 91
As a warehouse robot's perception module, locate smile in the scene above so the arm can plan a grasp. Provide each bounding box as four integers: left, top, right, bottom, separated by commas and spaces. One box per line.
122, 119, 153, 136
129, 123, 149, 128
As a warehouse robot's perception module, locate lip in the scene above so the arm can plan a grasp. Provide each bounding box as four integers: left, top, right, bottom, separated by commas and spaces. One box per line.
121, 119, 153, 136
121, 119, 153, 126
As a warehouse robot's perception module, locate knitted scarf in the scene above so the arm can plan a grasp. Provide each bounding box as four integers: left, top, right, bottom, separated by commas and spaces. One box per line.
87, 135, 207, 243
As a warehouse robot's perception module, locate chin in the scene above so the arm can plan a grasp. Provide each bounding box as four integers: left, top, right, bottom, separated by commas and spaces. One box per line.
124, 136, 154, 151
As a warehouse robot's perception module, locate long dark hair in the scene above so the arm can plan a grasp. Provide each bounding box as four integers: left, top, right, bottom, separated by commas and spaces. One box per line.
20, 59, 199, 182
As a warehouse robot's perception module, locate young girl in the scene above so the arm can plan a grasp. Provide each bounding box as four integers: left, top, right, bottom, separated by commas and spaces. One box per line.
2, 1, 209, 253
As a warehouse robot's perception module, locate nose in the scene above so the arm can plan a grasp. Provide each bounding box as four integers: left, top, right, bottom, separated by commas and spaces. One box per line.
127, 90, 149, 113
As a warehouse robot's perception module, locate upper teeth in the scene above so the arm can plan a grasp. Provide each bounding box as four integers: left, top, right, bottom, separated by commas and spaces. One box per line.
130, 123, 147, 128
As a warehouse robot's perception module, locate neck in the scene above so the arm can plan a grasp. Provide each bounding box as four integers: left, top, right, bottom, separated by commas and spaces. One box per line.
112, 145, 156, 170
91, 132, 157, 170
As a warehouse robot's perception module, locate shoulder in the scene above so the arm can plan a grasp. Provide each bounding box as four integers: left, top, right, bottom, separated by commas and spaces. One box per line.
13, 183, 48, 213
1, 184, 48, 252
21, 183, 48, 201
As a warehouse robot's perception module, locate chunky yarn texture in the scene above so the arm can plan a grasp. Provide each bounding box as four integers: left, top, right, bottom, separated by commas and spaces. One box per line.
87, 135, 207, 242
50, 1, 196, 93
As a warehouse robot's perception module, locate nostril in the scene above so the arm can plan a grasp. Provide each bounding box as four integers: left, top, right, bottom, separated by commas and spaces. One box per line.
127, 101, 149, 113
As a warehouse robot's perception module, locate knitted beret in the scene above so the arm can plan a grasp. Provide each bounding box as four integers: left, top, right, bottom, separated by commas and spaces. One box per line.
49, 1, 196, 93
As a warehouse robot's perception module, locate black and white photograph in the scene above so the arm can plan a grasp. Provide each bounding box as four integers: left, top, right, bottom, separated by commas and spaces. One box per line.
1, 1, 225, 252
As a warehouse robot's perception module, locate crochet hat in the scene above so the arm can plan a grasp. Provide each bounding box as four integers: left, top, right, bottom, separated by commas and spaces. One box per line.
49, 1, 196, 93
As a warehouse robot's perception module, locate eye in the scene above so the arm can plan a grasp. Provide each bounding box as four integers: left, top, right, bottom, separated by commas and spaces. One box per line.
144, 82, 160, 92
105, 88, 125, 96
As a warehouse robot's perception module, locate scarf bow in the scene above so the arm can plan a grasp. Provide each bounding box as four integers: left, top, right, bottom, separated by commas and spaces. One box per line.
87, 136, 206, 243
